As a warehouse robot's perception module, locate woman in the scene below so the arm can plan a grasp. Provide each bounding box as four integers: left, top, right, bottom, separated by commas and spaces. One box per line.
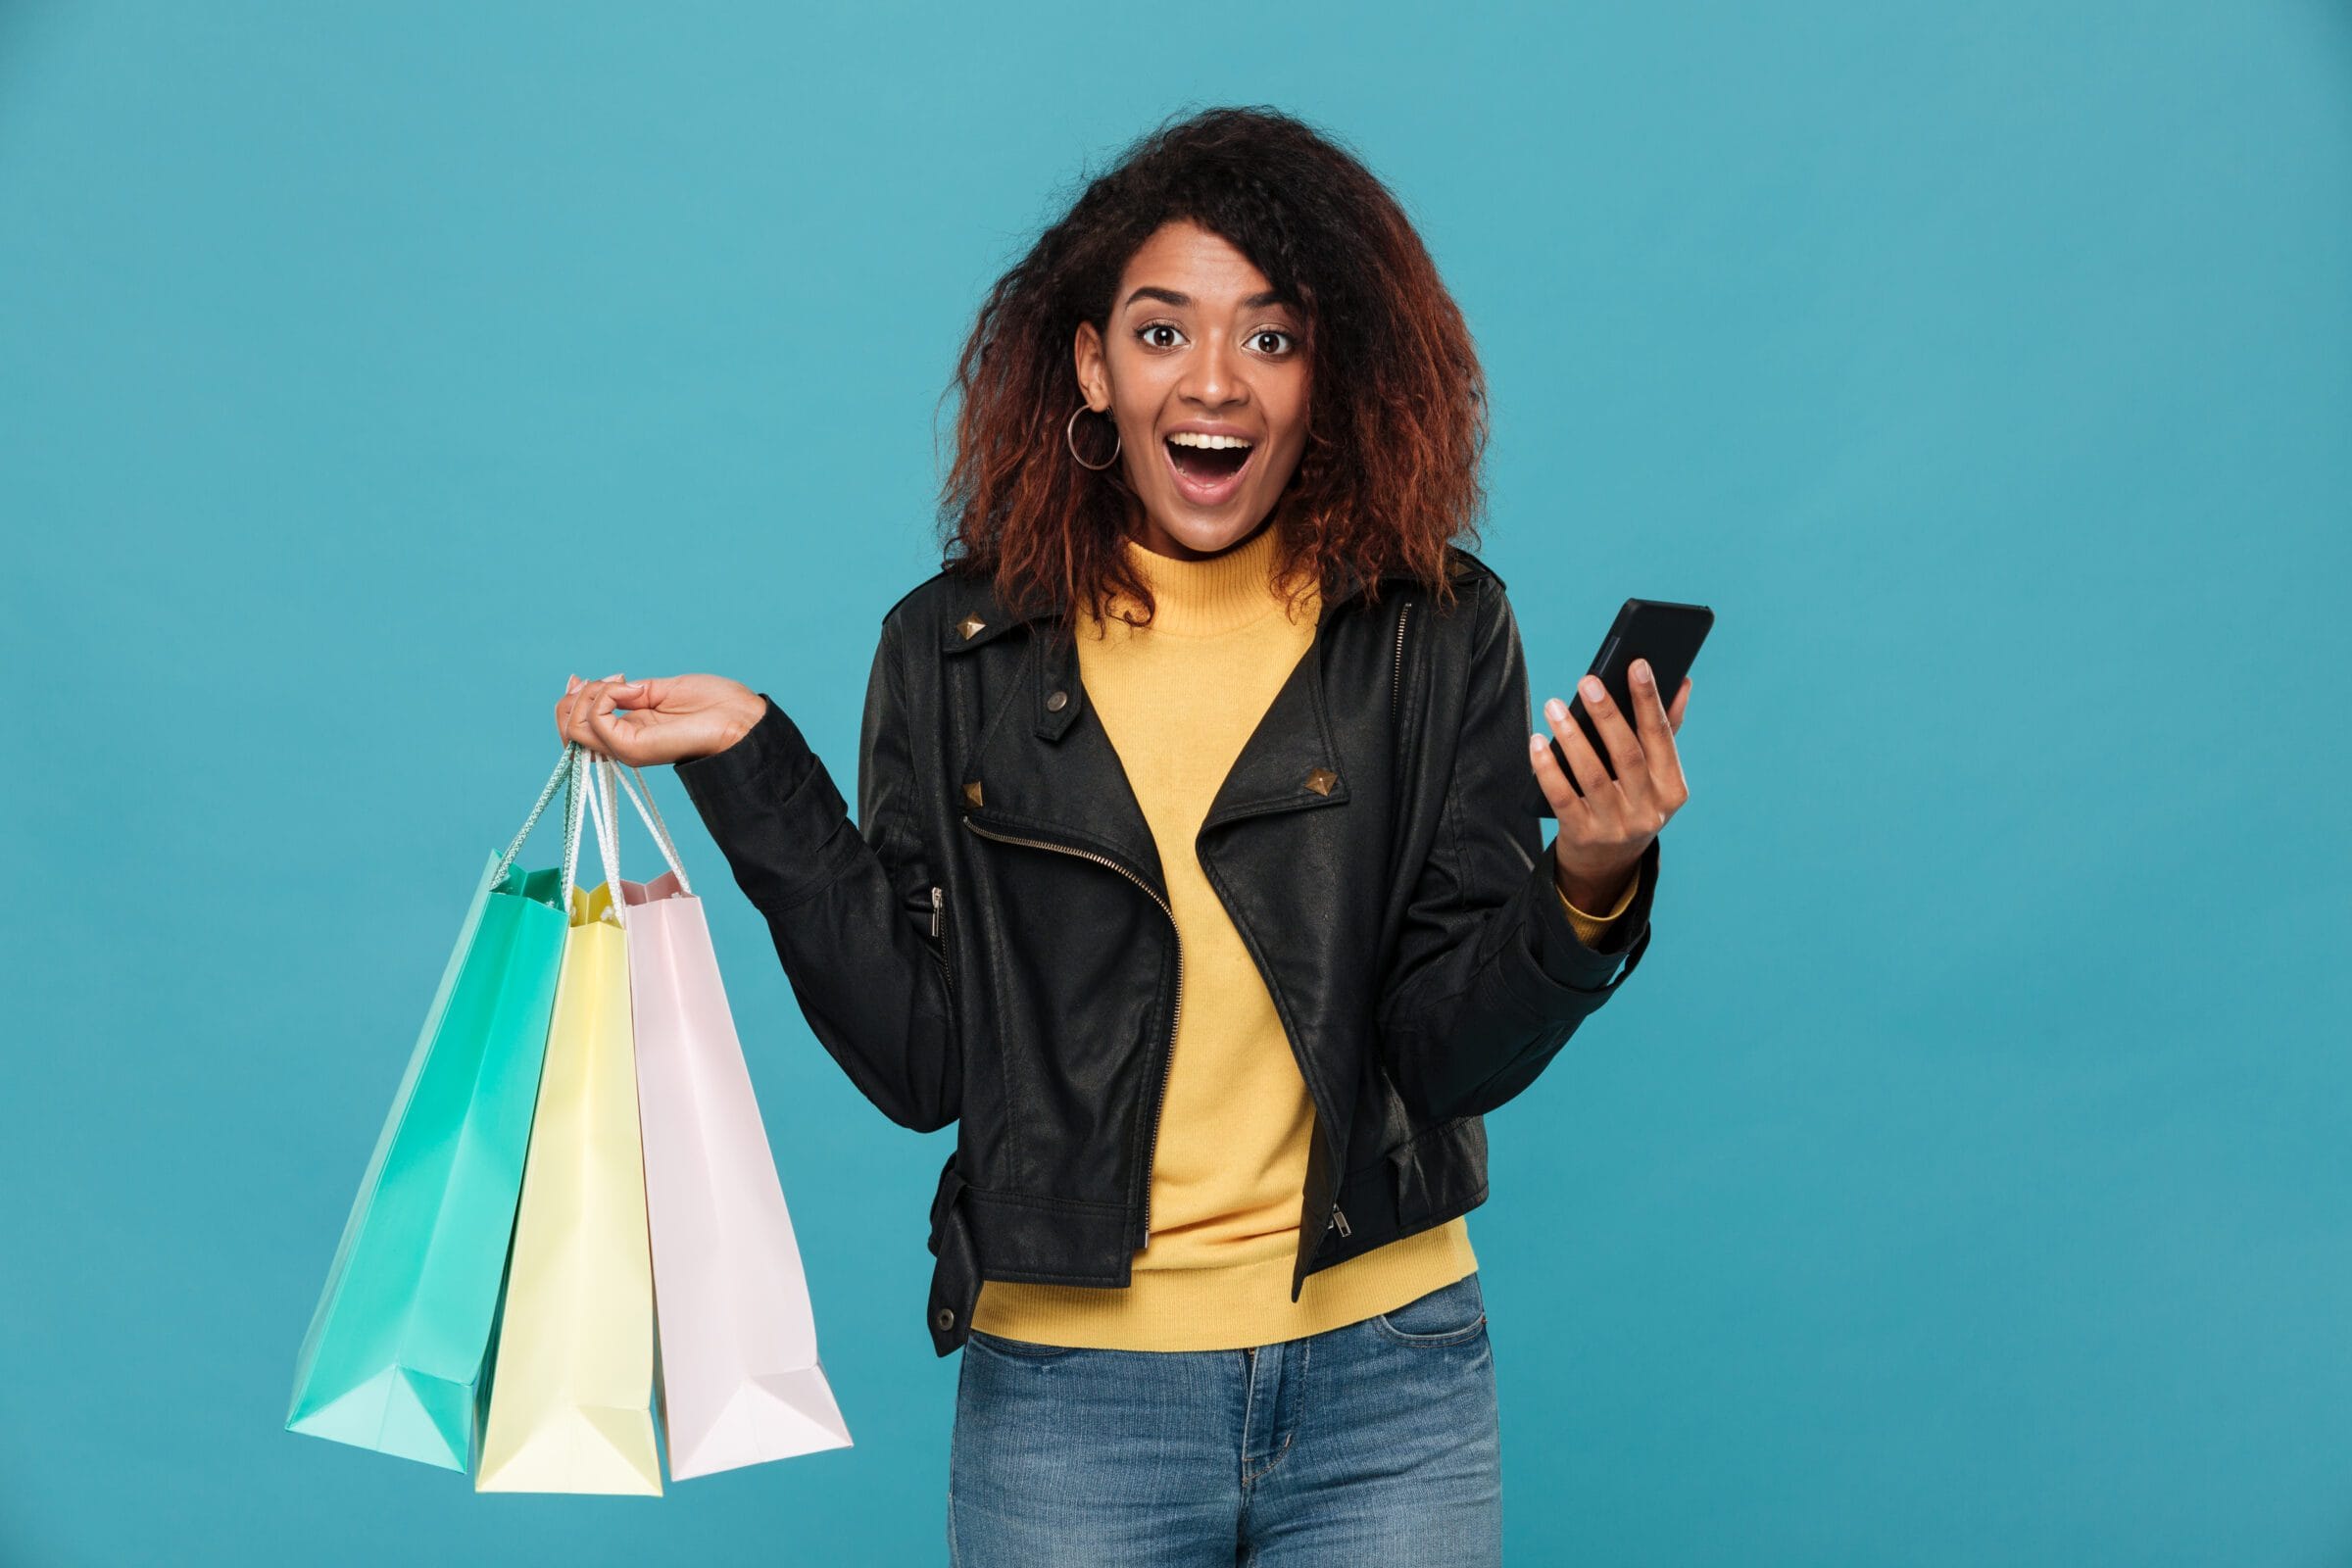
556, 105, 1691, 1566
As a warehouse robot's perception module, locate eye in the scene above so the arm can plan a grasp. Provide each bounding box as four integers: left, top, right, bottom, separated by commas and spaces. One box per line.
1251, 328, 1298, 356
1136, 321, 1187, 350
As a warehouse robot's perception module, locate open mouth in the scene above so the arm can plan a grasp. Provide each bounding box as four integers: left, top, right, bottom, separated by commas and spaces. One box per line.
1162, 432, 1256, 506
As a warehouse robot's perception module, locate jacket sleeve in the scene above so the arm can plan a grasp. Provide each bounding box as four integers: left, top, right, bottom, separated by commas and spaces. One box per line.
1374, 574, 1660, 1123
671, 614, 962, 1133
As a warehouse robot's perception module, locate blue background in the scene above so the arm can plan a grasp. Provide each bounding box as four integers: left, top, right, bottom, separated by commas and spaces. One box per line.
5, 3, 2347, 1563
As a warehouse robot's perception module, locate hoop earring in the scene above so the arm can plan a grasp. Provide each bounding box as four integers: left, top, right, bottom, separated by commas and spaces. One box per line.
1066, 403, 1121, 471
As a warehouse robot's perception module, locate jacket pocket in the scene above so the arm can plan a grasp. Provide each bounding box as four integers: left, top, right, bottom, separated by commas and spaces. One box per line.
930, 884, 957, 1011
1384, 1114, 1489, 1224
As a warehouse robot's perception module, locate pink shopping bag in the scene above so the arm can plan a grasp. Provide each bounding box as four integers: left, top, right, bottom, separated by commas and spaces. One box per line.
601, 760, 853, 1479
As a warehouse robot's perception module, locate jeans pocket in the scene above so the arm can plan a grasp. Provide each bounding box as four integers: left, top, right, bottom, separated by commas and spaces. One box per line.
1371, 1270, 1487, 1347
966, 1326, 1082, 1359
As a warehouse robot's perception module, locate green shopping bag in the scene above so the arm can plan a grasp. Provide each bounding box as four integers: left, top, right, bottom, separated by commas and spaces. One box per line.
286, 743, 587, 1470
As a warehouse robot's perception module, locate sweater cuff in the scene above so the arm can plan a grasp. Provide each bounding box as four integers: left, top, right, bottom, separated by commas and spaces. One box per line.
1555, 862, 1640, 949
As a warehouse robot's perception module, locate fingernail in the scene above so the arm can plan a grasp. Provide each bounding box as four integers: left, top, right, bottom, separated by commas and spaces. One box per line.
1633, 660, 1653, 685
1580, 675, 1606, 704
1544, 696, 1566, 722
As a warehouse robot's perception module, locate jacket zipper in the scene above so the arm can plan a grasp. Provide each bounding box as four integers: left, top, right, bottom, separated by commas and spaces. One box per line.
1391, 599, 1411, 720
1330, 600, 1409, 1246
960, 816, 1182, 1249
930, 884, 956, 1011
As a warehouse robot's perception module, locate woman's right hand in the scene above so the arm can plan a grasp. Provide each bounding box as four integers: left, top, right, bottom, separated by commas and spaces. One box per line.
555, 671, 768, 767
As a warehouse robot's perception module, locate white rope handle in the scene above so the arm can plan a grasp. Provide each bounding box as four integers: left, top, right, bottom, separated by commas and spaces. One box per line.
612, 762, 692, 895
583, 752, 630, 926
557, 739, 699, 920
573, 751, 694, 898
574, 748, 629, 927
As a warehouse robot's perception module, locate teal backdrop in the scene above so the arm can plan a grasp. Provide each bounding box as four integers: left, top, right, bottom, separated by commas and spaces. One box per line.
5, 3, 2347, 1563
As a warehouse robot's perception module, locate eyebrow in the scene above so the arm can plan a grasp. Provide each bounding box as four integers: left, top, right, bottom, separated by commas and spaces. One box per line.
1123, 285, 1294, 311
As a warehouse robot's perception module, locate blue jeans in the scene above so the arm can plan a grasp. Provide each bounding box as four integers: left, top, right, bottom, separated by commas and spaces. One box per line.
948, 1270, 1500, 1566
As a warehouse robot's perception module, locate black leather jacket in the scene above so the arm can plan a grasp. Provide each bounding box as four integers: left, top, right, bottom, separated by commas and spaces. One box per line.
674, 546, 1660, 1357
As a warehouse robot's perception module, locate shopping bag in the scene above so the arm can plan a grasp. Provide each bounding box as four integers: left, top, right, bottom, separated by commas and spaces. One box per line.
286, 744, 585, 1471
474, 751, 662, 1494
603, 762, 852, 1479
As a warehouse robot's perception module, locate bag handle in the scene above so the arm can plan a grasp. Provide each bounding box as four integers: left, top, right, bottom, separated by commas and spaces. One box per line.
491, 742, 589, 914
573, 747, 630, 927
612, 761, 693, 896
574, 750, 694, 895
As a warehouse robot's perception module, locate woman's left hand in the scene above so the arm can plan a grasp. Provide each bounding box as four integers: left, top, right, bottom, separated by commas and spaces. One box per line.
1528, 659, 1692, 913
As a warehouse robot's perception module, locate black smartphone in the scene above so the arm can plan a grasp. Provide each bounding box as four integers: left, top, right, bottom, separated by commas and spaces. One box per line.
1528, 597, 1713, 808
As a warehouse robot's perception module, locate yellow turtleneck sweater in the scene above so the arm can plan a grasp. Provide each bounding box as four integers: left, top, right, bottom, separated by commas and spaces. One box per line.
965, 519, 1641, 1351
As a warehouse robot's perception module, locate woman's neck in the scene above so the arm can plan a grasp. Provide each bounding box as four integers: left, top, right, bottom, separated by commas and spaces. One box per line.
1109, 513, 1296, 637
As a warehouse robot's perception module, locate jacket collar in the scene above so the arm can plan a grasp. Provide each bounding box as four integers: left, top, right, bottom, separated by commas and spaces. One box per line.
936, 552, 1446, 902
933, 548, 1450, 653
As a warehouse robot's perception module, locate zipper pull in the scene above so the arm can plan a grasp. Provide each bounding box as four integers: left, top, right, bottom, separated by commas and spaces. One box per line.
1329, 1206, 1350, 1238
930, 885, 944, 938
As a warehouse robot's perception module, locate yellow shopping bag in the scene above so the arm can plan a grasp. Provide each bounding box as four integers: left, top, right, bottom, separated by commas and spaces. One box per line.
475, 752, 661, 1494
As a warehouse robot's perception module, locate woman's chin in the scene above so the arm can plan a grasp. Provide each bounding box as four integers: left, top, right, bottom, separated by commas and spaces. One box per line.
1135, 506, 1268, 557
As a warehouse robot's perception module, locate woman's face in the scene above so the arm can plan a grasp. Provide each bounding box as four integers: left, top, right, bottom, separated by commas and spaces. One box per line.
1073, 220, 1311, 561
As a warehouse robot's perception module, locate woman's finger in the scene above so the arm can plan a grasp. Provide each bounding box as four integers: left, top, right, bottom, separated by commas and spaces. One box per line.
606, 679, 652, 758
571, 679, 612, 755
1544, 692, 1621, 825
1527, 728, 1592, 831
1564, 679, 1648, 828
1626, 661, 1684, 814
1576, 674, 1651, 808
584, 689, 632, 763
1668, 676, 1690, 734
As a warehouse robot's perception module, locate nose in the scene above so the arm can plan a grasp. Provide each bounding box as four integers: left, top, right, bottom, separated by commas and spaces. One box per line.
1178, 330, 1245, 410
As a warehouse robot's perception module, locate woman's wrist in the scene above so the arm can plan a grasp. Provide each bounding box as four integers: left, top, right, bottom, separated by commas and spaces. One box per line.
1553, 852, 1636, 917
684, 689, 769, 763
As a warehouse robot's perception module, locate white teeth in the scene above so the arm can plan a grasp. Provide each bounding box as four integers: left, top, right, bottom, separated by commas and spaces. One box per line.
1165, 431, 1253, 450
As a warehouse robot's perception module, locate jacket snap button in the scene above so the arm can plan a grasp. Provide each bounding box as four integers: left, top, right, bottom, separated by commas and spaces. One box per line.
934, 1305, 956, 1331
1046, 689, 1068, 712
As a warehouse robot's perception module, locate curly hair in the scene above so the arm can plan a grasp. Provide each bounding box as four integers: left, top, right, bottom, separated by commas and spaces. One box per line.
934, 104, 1489, 642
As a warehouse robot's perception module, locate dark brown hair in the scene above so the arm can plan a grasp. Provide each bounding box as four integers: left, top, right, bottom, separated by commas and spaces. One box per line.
935, 105, 1489, 639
